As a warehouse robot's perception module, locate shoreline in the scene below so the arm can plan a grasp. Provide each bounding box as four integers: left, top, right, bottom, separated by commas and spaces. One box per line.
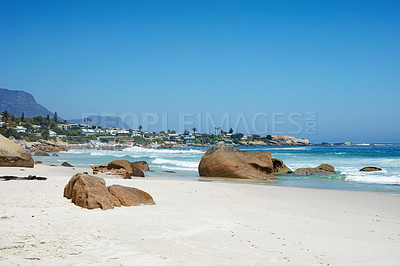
1, 165, 400, 264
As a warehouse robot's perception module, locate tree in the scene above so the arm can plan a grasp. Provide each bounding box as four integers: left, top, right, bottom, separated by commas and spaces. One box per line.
21, 112, 25, 122
1, 111, 10, 122
192, 127, 197, 134
53, 112, 58, 122
229, 128, 234, 134
184, 129, 190, 135
139, 125, 143, 131
46, 114, 50, 123
41, 126, 50, 140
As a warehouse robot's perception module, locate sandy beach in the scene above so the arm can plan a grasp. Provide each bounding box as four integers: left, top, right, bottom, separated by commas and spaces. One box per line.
0, 165, 399, 265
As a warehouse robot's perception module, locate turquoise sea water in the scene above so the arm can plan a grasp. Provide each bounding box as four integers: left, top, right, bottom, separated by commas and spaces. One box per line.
37, 144, 400, 194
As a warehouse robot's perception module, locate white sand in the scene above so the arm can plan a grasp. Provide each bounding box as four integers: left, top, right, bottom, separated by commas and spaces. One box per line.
0, 165, 400, 265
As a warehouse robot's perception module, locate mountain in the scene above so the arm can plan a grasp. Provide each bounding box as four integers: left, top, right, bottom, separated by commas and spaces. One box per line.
0, 88, 54, 118
67, 115, 130, 129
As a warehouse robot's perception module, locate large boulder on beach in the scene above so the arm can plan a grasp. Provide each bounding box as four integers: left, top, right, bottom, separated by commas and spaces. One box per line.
360, 167, 382, 172
131, 161, 149, 171
108, 185, 155, 207
64, 173, 155, 210
272, 158, 292, 175
0, 134, 34, 168
64, 173, 121, 210
293, 164, 335, 176
198, 146, 275, 179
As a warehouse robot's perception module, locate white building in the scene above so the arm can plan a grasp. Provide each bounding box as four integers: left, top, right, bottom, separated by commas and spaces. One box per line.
183, 134, 195, 141
14, 126, 27, 133
106, 128, 129, 135
131, 130, 142, 137
81, 128, 96, 135
57, 124, 78, 130
49, 130, 57, 137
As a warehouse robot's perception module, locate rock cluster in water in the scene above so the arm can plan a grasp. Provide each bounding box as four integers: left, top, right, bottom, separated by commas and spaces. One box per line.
293, 164, 336, 176
198, 146, 338, 179
91, 160, 148, 178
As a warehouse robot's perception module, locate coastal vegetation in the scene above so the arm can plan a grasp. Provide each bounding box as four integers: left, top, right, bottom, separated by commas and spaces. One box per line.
0, 112, 311, 147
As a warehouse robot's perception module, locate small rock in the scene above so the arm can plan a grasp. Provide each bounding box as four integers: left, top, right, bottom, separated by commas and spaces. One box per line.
360, 167, 382, 172
131, 161, 150, 171
34, 151, 50, 156
272, 158, 292, 175
61, 162, 74, 167
293, 164, 335, 176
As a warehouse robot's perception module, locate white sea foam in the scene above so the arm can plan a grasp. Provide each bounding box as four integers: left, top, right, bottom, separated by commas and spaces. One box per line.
339, 167, 400, 185
67, 147, 204, 158
160, 165, 198, 171
345, 174, 400, 185
257, 147, 310, 151
124, 146, 205, 155
66, 149, 92, 154
153, 158, 199, 169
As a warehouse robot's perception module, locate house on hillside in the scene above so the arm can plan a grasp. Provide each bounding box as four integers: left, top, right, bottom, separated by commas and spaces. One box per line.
57, 124, 79, 131
49, 130, 57, 137
14, 126, 27, 133
242, 134, 253, 140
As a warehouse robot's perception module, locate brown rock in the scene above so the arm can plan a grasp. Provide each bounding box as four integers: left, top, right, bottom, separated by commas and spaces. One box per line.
29, 140, 68, 153
198, 146, 275, 179
317, 164, 335, 172
107, 160, 144, 178
64, 173, 121, 210
0, 134, 34, 168
272, 158, 292, 175
131, 167, 145, 177
108, 160, 134, 174
61, 161, 73, 167
91, 164, 108, 174
131, 161, 149, 171
108, 185, 155, 206
159, 144, 175, 148
293, 164, 335, 176
91, 164, 141, 178
64, 173, 155, 210
34, 151, 50, 156
360, 167, 382, 172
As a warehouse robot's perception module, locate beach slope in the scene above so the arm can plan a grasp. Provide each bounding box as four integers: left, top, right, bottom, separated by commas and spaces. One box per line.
0, 165, 399, 265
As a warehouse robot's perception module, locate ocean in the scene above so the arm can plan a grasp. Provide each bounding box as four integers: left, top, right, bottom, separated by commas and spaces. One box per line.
38, 144, 400, 194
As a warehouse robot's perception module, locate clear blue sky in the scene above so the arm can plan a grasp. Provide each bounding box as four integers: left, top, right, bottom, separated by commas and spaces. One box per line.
1, 0, 399, 143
